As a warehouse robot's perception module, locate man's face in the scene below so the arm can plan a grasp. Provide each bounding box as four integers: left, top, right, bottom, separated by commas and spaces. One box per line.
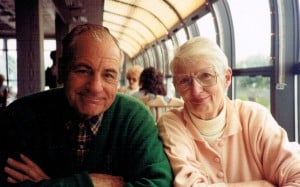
64, 33, 121, 119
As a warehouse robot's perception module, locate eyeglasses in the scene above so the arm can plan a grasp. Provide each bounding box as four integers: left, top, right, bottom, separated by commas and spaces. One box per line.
173, 69, 218, 90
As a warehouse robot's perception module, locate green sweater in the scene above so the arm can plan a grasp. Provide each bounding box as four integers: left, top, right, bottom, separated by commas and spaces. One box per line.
0, 88, 173, 187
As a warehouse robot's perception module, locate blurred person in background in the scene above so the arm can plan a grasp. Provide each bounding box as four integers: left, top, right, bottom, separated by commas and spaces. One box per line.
45, 50, 58, 89
118, 65, 143, 95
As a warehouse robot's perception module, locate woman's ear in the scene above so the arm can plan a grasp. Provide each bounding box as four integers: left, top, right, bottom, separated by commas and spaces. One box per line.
224, 68, 232, 87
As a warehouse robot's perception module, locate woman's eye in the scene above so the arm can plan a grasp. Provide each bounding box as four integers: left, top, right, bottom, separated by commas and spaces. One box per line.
178, 77, 190, 85
201, 73, 213, 80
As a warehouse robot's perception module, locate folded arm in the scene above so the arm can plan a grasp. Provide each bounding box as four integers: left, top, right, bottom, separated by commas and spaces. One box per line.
4, 154, 124, 187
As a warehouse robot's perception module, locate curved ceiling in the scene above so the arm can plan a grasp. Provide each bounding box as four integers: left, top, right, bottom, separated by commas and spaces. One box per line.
103, 0, 206, 58
0, 0, 206, 58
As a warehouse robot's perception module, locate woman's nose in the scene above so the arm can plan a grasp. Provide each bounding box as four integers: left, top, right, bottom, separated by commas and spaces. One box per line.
190, 79, 204, 95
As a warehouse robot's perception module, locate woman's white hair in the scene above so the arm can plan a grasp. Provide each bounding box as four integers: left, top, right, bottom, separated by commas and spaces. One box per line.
170, 37, 229, 75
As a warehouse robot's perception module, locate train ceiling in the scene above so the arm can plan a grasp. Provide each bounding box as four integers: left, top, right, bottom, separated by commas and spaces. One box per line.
0, 0, 206, 58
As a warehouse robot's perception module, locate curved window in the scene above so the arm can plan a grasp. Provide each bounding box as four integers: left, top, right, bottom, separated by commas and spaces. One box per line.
44, 40, 56, 70
174, 28, 188, 47
196, 13, 216, 42
0, 39, 5, 77
227, 0, 271, 68
234, 76, 270, 109
6, 39, 17, 104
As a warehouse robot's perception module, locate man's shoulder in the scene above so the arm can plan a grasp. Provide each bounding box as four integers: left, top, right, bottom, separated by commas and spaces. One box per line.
8, 88, 65, 109
230, 99, 269, 115
107, 93, 151, 117
114, 93, 145, 107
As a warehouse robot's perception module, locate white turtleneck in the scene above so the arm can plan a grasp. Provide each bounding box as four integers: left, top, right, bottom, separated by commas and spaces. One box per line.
189, 103, 226, 144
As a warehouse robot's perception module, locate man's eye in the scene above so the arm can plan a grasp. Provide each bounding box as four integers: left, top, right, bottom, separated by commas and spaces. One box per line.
103, 73, 118, 82
72, 68, 91, 75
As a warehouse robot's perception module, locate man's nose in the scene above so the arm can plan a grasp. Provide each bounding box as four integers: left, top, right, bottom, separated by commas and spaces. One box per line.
87, 74, 104, 92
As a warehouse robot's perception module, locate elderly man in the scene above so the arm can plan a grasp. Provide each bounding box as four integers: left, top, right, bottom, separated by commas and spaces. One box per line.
0, 24, 172, 187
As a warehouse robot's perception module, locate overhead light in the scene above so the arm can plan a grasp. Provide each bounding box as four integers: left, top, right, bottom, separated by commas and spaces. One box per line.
65, 0, 82, 9
72, 15, 87, 23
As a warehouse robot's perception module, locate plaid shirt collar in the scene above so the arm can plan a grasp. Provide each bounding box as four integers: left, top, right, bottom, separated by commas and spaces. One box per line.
86, 114, 103, 135
66, 113, 103, 135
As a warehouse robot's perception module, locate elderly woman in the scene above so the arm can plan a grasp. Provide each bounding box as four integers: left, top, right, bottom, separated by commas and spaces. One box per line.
157, 37, 300, 186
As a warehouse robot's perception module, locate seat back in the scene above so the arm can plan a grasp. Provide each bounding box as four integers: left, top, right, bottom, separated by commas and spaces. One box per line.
143, 95, 184, 122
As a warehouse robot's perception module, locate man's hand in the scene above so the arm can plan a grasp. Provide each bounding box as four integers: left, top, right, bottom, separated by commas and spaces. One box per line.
4, 154, 50, 183
90, 173, 124, 187
4, 154, 124, 186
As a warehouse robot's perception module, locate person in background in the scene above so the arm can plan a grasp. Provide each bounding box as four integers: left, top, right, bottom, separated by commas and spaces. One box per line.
132, 67, 174, 121
132, 66, 167, 99
45, 50, 58, 89
0, 24, 172, 187
158, 37, 300, 187
118, 65, 143, 95
0, 74, 8, 110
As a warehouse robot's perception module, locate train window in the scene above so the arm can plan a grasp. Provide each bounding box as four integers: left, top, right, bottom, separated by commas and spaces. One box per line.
234, 76, 270, 109
162, 39, 174, 67
44, 39, 56, 70
5, 39, 17, 103
174, 27, 188, 47
153, 45, 164, 73
195, 13, 216, 42
0, 39, 3, 49
227, 0, 271, 68
145, 47, 155, 67
0, 39, 5, 77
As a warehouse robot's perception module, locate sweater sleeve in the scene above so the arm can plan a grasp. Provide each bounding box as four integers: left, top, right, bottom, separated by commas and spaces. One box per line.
14, 172, 93, 187
247, 103, 300, 186
121, 102, 173, 187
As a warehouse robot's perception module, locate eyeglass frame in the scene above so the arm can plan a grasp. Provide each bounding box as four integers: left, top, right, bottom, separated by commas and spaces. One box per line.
173, 68, 218, 90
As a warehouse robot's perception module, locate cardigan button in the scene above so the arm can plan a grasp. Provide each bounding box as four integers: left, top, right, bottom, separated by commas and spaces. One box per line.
218, 141, 224, 147
214, 157, 220, 163
217, 171, 224, 178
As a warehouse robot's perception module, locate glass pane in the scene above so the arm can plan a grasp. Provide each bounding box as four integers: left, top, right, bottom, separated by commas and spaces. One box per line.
7, 49, 17, 104
234, 76, 270, 109
227, 0, 271, 68
44, 39, 56, 70
196, 13, 216, 42
0, 39, 3, 49
175, 28, 188, 47
297, 74, 300, 142
7, 39, 16, 50
0, 39, 6, 77
7, 39, 17, 89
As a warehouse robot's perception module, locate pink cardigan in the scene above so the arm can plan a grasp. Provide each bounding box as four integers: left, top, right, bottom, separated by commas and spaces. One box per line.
158, 98, 300, 187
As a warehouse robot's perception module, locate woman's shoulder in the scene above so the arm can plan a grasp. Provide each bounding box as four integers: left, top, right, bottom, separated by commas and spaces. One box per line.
230, 99, 269, 114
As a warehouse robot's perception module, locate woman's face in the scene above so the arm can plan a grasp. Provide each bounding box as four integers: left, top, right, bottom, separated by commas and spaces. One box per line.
173, 60, 231, 120
127, 74, 139, 89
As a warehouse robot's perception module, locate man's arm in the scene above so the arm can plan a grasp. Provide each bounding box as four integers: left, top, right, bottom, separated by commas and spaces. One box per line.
4, 154, 124, 187
4, 154, 50, 183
